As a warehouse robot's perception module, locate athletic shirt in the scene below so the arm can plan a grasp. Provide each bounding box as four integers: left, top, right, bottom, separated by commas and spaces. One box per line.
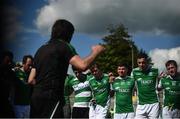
33, 39, 77, 104
68, 76, 92, 107
159, 74, 180, 109
131, 67, 159, 105
14, 68, 31, 105
112, 76, 135, 113
88, 74, 110, 107
64, 74, 74, 105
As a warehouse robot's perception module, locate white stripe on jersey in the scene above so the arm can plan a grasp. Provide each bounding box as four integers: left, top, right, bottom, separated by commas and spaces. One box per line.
75, 91, 92, 97
73, 102, 90, 107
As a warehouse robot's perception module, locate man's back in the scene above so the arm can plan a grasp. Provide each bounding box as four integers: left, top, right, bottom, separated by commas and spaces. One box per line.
31, 40, 76, 117
33, 40, 75, 93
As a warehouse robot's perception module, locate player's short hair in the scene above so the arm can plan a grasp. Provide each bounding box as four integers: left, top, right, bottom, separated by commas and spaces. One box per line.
137, 52, 148, 59
89, 64, 99, 71
22, 55, 33, 64
117, 63, 129, 70
165, 60, 177, 68
118, 63, 128, 68
50, 19, 74, 43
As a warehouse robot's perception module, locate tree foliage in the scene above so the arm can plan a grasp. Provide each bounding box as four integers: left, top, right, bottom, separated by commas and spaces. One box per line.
96, 24, 139, 75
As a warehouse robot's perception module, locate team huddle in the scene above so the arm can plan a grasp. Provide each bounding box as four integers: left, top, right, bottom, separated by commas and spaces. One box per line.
2, 19, 179, 118
64, 53, 180, 119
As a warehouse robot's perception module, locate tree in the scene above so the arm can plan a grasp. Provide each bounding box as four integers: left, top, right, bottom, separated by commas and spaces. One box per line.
96, 24, 139, 75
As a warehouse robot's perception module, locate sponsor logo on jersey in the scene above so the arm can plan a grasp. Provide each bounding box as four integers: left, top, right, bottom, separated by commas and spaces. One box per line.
118, 89, 130, 93
140, 80, 153, 85
73, 81, 89, 91
169, 90, 180, 95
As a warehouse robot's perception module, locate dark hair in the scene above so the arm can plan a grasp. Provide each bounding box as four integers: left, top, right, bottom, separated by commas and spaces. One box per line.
22, 55, 33, 64
0, 50, 13, 63
89, 64, 100, 71
118, 63, 129, 69
165, 60, 177, 68
137, 52, 148, 59
50, 19, 74, 43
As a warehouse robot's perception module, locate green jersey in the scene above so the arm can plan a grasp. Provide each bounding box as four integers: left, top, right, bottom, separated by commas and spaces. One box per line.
88, 74, 110, 107
14, 68, 31, 105
68, 75, 92, 107
112, 76, 135, 113
64, 75, 74, 105
131, 67, 159, 105
159, 75, 180, 109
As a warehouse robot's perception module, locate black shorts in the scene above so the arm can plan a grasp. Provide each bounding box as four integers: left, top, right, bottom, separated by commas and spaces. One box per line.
72, 107, 89, 118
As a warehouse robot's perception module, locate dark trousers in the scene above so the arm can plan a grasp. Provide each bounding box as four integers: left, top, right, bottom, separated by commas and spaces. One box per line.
0, 101, 15, 118
72, 107, 89, 118
30, 90, 64, 118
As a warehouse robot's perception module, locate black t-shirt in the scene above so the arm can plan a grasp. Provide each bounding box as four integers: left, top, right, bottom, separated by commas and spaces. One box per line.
33, 40, 77, 103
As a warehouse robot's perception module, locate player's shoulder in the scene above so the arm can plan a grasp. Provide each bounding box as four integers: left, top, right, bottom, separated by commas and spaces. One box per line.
127, 76, 135, 80
132, 67, 142, 75
103, 73, 109, 78
150, 66, 158, 72
87, 74, 94, 81
115, 76, 122, 80
132, 67, 140, 72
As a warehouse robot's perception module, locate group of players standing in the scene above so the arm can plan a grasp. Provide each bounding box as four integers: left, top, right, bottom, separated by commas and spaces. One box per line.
64, 52, 180, 119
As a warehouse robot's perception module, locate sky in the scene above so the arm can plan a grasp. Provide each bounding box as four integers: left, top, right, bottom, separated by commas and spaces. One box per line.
2, 0, 180, 72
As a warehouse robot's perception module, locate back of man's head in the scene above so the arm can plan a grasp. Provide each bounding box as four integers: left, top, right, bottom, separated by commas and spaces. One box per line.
0, 50, 13, 66
50, 19, 74, 43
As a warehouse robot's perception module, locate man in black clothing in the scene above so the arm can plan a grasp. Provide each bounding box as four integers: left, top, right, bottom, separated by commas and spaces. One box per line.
28, 19, 105, 118
0, 51, 16, 118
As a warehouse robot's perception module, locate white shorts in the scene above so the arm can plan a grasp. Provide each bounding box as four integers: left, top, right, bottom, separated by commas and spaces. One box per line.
114, 112, 135, 119
89, 104, 108, 119
135, 102, 159, 119
162, 106, 180, 118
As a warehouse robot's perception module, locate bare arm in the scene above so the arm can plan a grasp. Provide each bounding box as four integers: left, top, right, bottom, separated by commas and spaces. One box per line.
28, 68, 36, 85
69, 45, 105, 71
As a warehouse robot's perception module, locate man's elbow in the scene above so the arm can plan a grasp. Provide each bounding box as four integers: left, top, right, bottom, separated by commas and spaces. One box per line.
75, 64, 88, 71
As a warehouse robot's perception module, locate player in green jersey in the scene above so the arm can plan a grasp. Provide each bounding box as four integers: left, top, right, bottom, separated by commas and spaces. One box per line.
68, 67, 92, 118
88, 64, 110, 119
158, 60, 180, 118
131, 53, 160, 119
112, 63, 135, 119
63, 74, 74, 118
